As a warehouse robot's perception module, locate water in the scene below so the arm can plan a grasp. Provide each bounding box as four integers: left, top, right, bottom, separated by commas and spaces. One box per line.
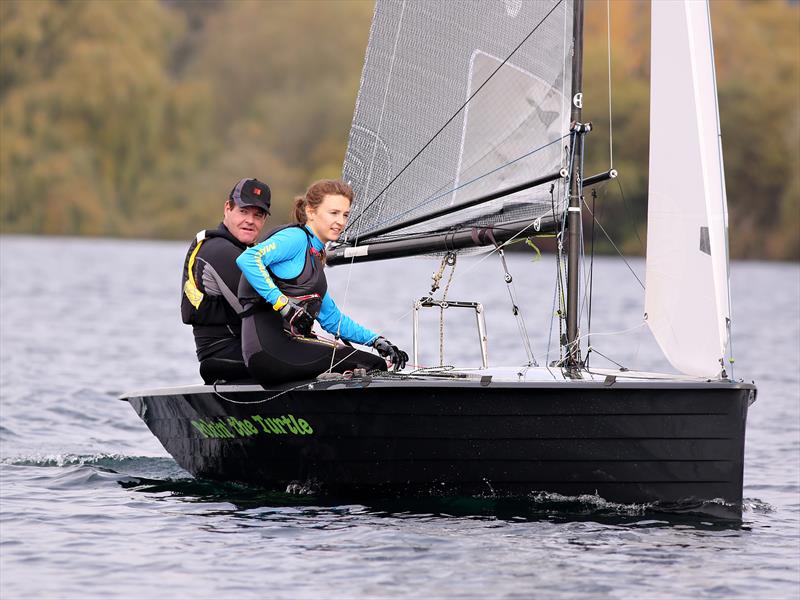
1, 235, 798, 599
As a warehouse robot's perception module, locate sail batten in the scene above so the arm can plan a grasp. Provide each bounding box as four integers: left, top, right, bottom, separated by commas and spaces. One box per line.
342, 0, 575, 245
645, 0, 731, 379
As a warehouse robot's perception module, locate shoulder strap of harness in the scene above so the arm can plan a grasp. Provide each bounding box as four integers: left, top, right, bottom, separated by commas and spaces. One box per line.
185, 227, 247, 309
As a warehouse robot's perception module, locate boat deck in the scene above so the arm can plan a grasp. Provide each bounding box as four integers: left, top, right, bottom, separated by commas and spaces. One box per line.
120, 366, 756, 401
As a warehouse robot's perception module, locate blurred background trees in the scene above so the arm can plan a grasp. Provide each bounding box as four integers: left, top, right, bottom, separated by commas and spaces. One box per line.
0, 0, 797, 260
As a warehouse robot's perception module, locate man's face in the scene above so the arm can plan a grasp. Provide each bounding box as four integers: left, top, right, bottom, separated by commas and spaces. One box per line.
223, 202, 268, 245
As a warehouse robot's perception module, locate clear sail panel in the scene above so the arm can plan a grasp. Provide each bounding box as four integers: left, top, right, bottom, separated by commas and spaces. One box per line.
342, 0, 574, 242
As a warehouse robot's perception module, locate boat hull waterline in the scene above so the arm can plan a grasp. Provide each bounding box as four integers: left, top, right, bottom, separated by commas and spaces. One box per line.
123, 376, 755, 519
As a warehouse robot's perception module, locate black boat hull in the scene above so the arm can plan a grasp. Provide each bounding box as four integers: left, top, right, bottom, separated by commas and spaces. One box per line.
124, 378, 755, 518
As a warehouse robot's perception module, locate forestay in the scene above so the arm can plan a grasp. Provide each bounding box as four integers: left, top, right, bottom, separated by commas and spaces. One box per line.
342, 0, 574, 242
645, 0, 732, 378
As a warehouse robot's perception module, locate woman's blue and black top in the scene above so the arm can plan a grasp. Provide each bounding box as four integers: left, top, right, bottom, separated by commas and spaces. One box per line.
236, 225, 378, 346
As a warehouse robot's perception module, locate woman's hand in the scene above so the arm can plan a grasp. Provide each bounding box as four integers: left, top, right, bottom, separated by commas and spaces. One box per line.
279, 300, 315, 336
372, 337, 409, 371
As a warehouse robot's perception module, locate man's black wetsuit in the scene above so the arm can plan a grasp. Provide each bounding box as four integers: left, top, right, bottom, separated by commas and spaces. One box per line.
181, 223, 248, 362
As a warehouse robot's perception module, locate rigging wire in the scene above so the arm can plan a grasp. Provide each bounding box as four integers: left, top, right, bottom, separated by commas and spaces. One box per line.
586, 188, 598, 368
572, 320, 647, 345
545, 183, 563, 372
560, 133, 579, 367
586, 0, 613, 372
366, 207, 557, 371
329, 253, 361, 373
607, 0, 614, 169
344, 0, 566, 238
576, 134, 592, 356
615, 177, 646, 255
353, 136, 567, 240
580, 193, 645, 289
586, 347, 627, 371
495, 244, 538, 367
547, 135, 574, 369
333, 3, 576, 374
703, 0, 735, 380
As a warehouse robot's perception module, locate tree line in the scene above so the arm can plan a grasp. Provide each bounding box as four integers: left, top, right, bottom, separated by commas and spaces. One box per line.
1, 0, 797, 260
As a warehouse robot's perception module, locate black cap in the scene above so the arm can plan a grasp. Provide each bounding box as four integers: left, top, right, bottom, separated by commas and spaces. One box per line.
229, 178, 271, 214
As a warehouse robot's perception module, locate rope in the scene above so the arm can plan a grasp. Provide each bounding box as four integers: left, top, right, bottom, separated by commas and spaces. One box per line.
437, 253, 457, 366
212, 379, 314, 405
428, 252, 450, 297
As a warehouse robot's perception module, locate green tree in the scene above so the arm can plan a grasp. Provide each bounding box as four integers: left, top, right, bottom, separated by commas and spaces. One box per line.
177, 0, 372, 223
0, 0, 212, 236
581, 0, 799, 260
0, 0, 796, 259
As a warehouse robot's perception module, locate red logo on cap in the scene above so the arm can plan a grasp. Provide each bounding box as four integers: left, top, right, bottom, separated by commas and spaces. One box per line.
253, 188, 262, 196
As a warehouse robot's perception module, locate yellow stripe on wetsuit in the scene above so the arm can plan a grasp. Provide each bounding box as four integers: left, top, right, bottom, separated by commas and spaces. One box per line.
251, 241, 288, 311
183, 231, 206, 309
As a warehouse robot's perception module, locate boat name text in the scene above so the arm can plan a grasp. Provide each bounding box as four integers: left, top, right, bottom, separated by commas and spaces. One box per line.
191, 414, 314, 439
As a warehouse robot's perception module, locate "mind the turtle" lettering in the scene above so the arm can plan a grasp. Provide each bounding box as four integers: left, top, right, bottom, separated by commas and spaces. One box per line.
190, 414, 313, 440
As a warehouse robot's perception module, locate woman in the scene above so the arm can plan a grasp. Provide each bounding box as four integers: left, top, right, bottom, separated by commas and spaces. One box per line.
236, 179, 408, 385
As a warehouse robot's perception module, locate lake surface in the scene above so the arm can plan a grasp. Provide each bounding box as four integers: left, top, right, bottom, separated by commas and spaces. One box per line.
1, 235, 798, 599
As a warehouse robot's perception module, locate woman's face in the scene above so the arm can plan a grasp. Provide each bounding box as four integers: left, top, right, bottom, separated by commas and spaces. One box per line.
306, 194, 351, 243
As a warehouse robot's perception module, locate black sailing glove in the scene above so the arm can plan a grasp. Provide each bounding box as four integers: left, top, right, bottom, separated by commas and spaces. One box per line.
372, 336, 409, 372
279, 300, 315, 337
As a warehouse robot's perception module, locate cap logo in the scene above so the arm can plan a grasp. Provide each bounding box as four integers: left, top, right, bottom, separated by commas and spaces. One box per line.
253, 188, 262, 196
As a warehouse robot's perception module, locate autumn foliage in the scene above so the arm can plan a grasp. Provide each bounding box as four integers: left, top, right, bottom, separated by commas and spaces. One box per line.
1, 0, 797, 260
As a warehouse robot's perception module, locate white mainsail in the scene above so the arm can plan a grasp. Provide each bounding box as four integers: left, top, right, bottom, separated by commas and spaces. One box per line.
342, 0, 573, 240
645, 0, 731, 378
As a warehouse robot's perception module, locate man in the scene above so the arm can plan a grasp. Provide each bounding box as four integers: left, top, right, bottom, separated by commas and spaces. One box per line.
181, 178, 270, 369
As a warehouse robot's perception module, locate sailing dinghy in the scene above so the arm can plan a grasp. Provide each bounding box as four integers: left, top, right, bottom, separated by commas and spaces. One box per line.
123, 0, 755, 519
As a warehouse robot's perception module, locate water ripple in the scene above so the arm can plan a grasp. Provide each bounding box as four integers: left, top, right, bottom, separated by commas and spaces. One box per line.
1, 238, 798, 599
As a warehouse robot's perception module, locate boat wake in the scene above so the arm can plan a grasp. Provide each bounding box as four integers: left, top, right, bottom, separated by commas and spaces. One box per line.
742, 497, 776, 514
1, 454, 766, 525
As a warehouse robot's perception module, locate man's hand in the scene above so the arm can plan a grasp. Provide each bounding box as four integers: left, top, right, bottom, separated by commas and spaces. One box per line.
372, 337, 409, 371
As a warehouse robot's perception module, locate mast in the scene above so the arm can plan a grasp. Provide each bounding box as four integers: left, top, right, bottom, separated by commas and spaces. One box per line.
565, 0, 586, 372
